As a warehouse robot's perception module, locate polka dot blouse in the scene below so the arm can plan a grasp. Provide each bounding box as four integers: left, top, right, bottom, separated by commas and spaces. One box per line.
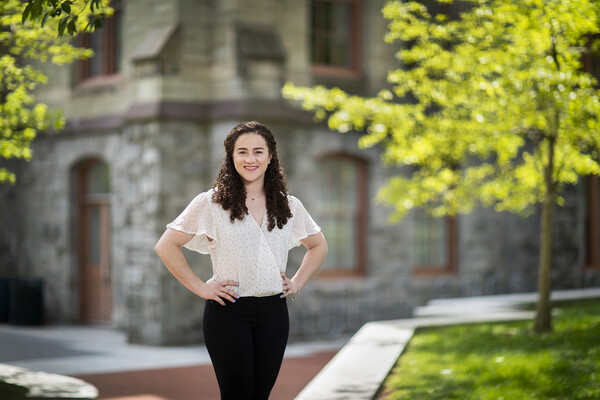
167, 189, 321, 297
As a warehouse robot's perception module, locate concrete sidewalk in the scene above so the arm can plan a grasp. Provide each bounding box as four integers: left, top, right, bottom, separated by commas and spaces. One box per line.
2, 287, 599, 400
296, 287, 600, 400
0, 324, 347, 399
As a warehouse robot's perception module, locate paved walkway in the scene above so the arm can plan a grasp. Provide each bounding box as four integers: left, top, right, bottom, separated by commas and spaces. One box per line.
2, 287, 599, 400
0, 324, 347, 400
296, 287, 600, 400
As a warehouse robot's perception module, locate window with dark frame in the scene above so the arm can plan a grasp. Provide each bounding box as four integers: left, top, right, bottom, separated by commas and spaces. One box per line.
316, 155, 367, 275
79, 1, 122, 81
581, 35, 600, 270
583, 176, 600, 269
583, 34, 600, 80
310, 0, 360, 75
411, 210, 456, 275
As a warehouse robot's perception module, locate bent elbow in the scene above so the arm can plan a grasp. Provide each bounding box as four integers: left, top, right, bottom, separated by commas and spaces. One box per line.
154, 240, 166, 258
321, 235, 329, 255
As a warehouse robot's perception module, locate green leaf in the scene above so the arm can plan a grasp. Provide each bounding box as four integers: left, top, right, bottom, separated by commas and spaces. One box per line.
67, 19, 76, 35
31, 1, 43, 20
22, 4, 32, 24
58, 17, 67, 36
93, 17, 105, 30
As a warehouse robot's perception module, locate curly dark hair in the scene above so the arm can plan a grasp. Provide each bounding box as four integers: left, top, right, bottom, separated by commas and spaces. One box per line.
212, 121, 292, 231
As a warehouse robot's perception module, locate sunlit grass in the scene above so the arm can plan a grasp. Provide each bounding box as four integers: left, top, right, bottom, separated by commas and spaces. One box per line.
379, 301, 600, 400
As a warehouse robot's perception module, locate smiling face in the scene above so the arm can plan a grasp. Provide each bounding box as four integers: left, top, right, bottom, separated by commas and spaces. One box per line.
232, 133, 272, 187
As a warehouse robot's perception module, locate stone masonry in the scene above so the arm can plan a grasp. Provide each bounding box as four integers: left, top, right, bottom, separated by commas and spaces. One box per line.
0, 0, 598, 345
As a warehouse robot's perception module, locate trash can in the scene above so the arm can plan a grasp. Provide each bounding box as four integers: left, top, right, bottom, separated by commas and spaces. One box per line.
0, 277, 9, 322
8, 278, 45, 326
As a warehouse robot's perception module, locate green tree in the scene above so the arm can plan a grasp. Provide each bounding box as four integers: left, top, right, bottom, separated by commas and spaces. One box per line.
283, 0, 600, 333
1, 0, 111, 183
22, 0, 109, 37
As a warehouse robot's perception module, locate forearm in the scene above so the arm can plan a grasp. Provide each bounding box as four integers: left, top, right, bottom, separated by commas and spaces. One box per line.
291, 242, 327, 291
155, 242, 205, 295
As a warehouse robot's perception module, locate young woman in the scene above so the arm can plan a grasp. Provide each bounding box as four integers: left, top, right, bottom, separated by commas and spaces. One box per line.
155, 121, 327, 399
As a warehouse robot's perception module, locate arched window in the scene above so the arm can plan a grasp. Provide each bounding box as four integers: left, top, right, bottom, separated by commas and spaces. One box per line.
317, 155, 367, 275
579, 33, 599, 270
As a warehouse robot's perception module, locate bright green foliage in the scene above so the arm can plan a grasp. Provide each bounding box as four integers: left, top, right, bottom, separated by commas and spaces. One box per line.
22, 0, 110, 37
283, 0, 600, 221
381, 301, 600, 399
0, 0, 110, 183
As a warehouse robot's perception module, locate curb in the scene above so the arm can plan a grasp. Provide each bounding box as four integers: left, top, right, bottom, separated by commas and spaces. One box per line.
295, 287, 600, 400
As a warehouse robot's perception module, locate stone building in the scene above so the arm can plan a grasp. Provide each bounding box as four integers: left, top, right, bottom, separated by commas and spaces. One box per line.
0, 0, 598, 345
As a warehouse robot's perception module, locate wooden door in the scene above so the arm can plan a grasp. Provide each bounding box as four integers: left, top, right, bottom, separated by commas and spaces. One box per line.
78, 160, 112, 322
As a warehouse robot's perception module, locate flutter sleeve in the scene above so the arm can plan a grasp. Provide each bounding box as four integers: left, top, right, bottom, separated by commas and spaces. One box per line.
289, 196, 322, 249
166, 191, 217, 254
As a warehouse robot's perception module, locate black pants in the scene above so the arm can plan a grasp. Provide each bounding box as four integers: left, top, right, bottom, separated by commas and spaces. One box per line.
203, 294, 289, 400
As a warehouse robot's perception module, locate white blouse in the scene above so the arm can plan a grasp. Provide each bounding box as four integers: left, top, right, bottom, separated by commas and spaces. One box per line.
167, 189, 321, 297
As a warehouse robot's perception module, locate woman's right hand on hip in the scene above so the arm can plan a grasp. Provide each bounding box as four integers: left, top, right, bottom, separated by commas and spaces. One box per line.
199, 280, 240, 306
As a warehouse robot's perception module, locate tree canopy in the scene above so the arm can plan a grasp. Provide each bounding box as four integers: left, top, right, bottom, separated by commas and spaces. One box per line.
0, 0, 111, 183
22, 0, 109, 37
284, 0, 600, 220
283, 0, 600, 332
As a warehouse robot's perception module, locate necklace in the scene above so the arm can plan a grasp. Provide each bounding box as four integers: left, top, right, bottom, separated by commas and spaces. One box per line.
248, 193, 263, 201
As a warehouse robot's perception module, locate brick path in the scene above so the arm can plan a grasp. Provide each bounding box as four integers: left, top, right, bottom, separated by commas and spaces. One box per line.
75, 350, 337, 400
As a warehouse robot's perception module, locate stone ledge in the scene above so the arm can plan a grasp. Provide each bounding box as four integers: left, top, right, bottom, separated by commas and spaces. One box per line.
0, 364, 98, 400
295, 322, 414, 400
295, 287, 600, 400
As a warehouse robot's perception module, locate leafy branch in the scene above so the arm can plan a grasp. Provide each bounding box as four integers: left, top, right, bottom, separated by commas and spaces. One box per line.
22, 0, 108, 36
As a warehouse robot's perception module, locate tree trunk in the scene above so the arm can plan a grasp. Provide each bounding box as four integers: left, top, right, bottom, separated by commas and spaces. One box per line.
534, 133, 556, 334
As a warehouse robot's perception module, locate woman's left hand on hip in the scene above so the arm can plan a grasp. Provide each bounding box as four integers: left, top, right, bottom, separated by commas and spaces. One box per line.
280, 272, 299, 298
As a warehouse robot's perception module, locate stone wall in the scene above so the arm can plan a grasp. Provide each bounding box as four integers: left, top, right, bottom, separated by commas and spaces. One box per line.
0, 0, 597, 346
145, 119, 416, 344
0, 116, 595, 345
0, 129, 121, 323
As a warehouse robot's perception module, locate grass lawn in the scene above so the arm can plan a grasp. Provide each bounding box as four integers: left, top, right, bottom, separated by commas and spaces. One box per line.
378, 300, 600, 400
